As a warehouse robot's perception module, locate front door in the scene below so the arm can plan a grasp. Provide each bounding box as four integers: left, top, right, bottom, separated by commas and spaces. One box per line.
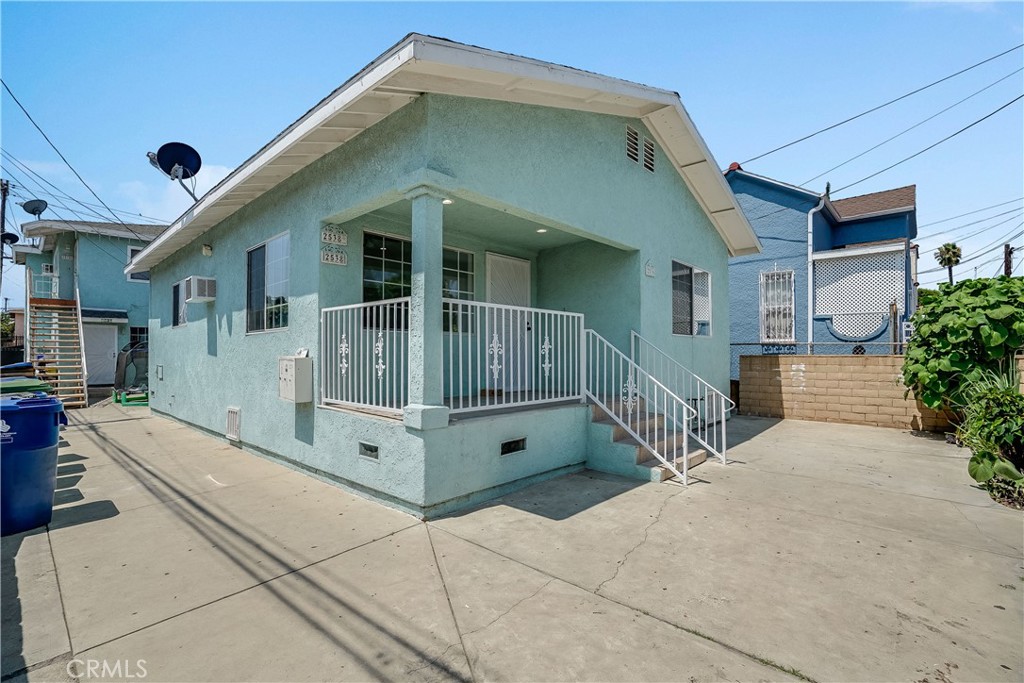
83, 324, 118, 385
486, 253, 531, 392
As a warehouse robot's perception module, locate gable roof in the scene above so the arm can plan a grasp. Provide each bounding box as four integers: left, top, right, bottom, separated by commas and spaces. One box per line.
724, 164, 821, 201
830, 185, 916, 219
127, 33, 760, 273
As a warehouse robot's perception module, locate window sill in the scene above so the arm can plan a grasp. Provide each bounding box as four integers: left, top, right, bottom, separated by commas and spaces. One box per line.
245, 327, 289, 336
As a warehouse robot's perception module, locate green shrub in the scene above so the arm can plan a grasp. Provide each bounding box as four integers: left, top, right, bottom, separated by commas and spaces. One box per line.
902, 276, 1024, 409
957, 366, 1024, 486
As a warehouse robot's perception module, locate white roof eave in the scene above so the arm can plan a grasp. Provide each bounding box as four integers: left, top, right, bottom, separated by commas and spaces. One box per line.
126, 34, 760, 274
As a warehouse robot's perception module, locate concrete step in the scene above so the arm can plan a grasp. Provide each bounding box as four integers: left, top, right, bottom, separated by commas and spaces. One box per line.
637, 448, 708, 482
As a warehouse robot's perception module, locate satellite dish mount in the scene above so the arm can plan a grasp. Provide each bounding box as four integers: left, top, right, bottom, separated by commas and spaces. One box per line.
147, 142, 202, 202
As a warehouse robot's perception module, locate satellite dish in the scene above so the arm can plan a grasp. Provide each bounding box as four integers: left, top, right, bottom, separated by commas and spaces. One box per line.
154, 142, 202, 180
1, 231, 19, 246
21, 199, 48, 218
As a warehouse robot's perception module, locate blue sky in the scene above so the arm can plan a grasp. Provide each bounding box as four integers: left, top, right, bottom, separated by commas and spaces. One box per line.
1, 1, 1022, 305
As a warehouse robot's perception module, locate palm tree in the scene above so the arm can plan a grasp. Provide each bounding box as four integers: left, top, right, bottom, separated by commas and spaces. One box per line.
935, 242, 962, 285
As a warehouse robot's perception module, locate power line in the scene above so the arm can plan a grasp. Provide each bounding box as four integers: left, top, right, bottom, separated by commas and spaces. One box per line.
0, 148, 165, 224
6, 184, 132, 269
916, 208, 1024, 243
802, 67, 1024, 185
742, 42, 1024, 164
1, 79, 151, 243
919, 224, 1023, 274
918, 196, 1023, 227
833, 94, 1023, 194
1, 162, 115, 224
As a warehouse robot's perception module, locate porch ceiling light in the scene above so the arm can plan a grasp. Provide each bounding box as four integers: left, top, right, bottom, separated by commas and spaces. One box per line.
536, 229, 547, 233
442, 198, 454, 205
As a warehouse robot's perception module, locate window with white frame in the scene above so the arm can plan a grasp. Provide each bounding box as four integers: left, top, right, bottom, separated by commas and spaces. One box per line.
759, 270, 795, 342
172, 281, 186, 327
362, 232, 474, 303
362, 232, 475, 331
672, 261, 711, 336
127, 247, 150, 282
247, 233, 290, 333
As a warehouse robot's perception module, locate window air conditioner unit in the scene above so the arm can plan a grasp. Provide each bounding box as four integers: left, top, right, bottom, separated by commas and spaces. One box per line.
185, 276, 217, 303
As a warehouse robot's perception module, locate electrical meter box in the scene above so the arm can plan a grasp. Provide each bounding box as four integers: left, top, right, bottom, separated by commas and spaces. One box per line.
279, 356, 313, 403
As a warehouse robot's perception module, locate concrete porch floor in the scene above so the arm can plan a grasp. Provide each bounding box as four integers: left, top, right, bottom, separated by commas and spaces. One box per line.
2, 403, 1021, 682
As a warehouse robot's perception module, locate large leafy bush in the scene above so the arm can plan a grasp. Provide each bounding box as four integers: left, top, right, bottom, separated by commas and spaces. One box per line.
957, 368, 1024, 486
902, 276, 1024, 409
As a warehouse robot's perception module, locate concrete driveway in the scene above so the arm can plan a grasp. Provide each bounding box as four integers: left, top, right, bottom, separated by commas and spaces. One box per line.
2, 403, 1021, 682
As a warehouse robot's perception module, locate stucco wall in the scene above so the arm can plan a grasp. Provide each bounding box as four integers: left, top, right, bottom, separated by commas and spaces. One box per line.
77, 234, 152, 348
726, 175, 818, 379
147, 92, 738, 514
738, 354, 950, 431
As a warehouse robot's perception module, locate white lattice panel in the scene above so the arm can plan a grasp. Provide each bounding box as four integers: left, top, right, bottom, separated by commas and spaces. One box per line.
831, 312, 886, 337
815, 251, 904, 317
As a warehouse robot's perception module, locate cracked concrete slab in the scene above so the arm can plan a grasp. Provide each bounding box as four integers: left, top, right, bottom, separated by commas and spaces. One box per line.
79, 525, 470, 682
430, 527, 795, 682
5, 405, 1021, 682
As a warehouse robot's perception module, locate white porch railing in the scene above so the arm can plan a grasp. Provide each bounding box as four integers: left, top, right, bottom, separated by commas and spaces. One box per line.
443, 299, 584, 413
631, 331, 732, 462
585, 330, 697, 484
321, 298, 410, 413
31, 273, 58, 298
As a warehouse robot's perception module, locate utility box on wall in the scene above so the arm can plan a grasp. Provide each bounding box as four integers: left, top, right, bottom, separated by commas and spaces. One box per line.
279, 356, 313, 403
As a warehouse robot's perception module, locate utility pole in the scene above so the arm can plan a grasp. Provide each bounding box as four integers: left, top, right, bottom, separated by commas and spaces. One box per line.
0, 179, 9, 297
1005, 243, 1016, 277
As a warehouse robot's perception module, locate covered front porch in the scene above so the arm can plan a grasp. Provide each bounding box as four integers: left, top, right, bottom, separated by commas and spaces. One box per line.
315, 178, 641, 425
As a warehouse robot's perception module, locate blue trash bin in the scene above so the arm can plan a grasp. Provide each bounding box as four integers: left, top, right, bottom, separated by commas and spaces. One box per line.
1, 394, 67, 536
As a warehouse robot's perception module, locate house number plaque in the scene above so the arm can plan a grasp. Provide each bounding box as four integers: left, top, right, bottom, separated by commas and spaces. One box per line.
320, 245, 347, 266
321, 225, 348, 245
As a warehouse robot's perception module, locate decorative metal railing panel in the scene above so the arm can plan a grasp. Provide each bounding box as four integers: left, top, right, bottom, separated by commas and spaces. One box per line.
321, 298, 410, 413
31, 273, 57, 298
442, 299, 584, 413
586, 330, 696, 484
631, 331, 732, 462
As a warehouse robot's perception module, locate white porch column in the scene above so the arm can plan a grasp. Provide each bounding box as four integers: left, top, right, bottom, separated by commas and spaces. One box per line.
403, 185, 450, 431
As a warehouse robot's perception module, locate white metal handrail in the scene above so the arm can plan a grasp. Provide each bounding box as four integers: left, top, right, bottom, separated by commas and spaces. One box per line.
74, 281, 88, 393
586, 330, 697, 484
321, 298, 410, 413
443, 298, 584, 413
631, 331, 732, 463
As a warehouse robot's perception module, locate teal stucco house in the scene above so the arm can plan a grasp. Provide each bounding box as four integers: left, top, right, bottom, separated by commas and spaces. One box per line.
127, 35, 761, 517
14, 219, 165, 406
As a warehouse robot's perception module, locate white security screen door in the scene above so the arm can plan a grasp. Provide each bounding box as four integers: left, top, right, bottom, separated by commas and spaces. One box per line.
486, 253, 531, 391
83, 324, 118, 385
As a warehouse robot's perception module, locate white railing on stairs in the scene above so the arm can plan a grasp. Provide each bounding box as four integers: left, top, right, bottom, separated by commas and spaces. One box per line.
74, 282, 88, 395
630, 331, 733, 463
585, 330, 697, 485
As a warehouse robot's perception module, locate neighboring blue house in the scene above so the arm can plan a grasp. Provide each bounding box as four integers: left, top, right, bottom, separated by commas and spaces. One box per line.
13, 220, 166, 406
725, 164, 918, 379
127, 34, 761, 518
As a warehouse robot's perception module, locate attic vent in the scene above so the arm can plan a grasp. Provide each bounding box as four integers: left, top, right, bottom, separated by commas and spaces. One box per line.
643, 137, 655, 172
226, 407, 241, 441
625, 126, 640, 163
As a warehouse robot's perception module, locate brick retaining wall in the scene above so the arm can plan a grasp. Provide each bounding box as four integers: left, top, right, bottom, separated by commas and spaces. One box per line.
738, 355, 951, 432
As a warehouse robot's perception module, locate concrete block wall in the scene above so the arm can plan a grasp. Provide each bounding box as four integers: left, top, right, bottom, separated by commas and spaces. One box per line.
738, 355, 951, 432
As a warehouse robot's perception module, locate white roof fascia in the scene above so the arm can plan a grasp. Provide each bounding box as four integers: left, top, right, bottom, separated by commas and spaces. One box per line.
128, 41, 417, 274
811, 242, 906, 261
127, 34, 761, 273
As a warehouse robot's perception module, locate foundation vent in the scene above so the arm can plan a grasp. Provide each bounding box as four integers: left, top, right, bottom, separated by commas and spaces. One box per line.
500, 437, 527, 456
358, 442, 380, 460
226, 407, 241, 442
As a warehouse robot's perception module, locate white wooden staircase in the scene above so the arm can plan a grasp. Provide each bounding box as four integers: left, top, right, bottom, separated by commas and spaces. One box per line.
28, 298, 87, 408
